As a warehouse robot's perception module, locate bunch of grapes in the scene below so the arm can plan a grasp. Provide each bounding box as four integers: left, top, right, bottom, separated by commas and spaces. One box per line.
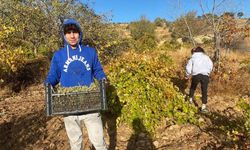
55, 82, 99, 94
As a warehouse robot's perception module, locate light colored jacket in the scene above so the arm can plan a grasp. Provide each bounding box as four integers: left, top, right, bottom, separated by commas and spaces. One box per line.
186, 52, 213, 76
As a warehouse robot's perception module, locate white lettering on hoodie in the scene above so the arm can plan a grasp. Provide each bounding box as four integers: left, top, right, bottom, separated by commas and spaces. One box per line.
63, 55, 91, 72
186, 52, 213, 76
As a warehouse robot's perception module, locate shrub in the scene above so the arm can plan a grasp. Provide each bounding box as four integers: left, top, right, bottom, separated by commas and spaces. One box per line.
134, 34, 157, 51
0, 48, 48, 91
129, 17, 157, 52
107, 51, 198, 134
0, 48, 27, 82
237, 97, 250, 134
240, 56, 250, 73
154, 17, 169, 27
158, 40, 181, 51
129, 18, 156, 40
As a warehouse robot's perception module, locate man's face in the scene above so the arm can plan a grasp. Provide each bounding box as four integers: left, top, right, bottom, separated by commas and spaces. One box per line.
65, 31, 80, 48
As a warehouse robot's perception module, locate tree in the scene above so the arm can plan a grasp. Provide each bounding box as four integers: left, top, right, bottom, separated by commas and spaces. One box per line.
199, 0, 224, 51
154, 17, 168, 27
219, 12, 250, 52
199, 0, 250, 71
199, 0, 249, 49
129, 17, 157, 51
129, 16, 156, 40
223, 12, 235, 17
237, 12, 244, 19
0, 0, 122, 61
171, 11, 208, 44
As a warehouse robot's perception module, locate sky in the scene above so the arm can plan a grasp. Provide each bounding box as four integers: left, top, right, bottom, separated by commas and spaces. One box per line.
82, 0, 250, 23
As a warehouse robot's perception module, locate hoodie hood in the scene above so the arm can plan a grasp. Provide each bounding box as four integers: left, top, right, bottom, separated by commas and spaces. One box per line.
62, 18, 83, 46
62, 18, 83, 58
45, 18, 106, 87
186, 52, 213, 76
192, 52, 204, 58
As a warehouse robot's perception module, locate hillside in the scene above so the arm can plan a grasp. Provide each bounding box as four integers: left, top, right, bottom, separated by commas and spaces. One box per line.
1, 19, 250, 150
1, 1, 250, 149
1, 47, 250, 150
115, 19, 250, 52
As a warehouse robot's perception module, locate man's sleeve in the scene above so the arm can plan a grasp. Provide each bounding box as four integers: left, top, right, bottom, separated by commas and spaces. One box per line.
45, 54, 60, 86
92, 50, 106, 80
208, 57, 213, 73
185, 59, 193, 76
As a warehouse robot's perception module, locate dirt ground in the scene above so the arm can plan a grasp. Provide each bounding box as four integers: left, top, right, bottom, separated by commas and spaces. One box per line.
0, 80, 249, 150
1, 49, 250, 150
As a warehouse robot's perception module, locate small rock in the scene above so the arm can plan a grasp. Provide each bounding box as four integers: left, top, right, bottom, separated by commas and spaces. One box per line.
198, 117, 205, 123
138, 133, 146, 138
162, 136, 168, 140
153, 141, 159, 147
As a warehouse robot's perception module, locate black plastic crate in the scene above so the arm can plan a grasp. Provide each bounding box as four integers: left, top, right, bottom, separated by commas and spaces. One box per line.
45, 80, 107, 116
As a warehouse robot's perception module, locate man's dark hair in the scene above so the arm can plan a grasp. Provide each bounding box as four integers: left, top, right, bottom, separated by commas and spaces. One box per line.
191, 48, 195, 54
63, 24, 80, 34
194, 46, 205, 53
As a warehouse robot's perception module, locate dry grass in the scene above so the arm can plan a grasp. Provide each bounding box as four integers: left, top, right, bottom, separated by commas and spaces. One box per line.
210, 50, 250, 96
155, 26, 171, 43
220, 49, 249, 60
168, 45, 250, 97
168, 46, 193, 67
115, 24, 131, 39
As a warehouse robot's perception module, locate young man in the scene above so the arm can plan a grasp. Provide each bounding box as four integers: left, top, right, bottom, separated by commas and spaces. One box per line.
186, 46, 213, 113
45, 18, 107, 150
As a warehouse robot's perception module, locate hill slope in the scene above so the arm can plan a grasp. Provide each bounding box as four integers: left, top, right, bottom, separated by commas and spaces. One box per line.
1, 48, 250, 150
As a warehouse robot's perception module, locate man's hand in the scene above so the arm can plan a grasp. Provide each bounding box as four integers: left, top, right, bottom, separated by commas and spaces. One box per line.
101, 78, 110, 85
185, 76, 190, 80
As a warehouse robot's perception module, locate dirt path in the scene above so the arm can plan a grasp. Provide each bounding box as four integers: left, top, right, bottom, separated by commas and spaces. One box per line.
1, 82, 249, 150
1, 49, 250, 149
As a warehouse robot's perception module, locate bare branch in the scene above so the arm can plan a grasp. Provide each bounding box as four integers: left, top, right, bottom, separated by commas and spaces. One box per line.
178, 0, 196, 46
199, 0, 213, 25
215, 0, 227, 8
183, 17, 196, 46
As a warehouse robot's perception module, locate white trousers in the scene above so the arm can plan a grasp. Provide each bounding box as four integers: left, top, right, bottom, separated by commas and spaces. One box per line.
64, 113, 107, 150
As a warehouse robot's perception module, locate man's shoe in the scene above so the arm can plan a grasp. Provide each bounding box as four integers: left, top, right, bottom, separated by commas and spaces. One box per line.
200, 107, 209, 113
189, 98, 193, 104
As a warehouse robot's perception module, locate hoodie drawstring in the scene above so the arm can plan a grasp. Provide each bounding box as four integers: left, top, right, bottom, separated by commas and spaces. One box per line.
79, 45, 82, 52
67, 45, 70, 59
66, 44, 82, 59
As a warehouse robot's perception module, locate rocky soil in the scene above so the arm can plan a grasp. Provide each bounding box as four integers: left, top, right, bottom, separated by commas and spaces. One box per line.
0, 82, 249, 150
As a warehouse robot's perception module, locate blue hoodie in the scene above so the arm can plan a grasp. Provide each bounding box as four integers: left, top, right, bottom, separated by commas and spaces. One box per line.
45, 19, 106, 87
